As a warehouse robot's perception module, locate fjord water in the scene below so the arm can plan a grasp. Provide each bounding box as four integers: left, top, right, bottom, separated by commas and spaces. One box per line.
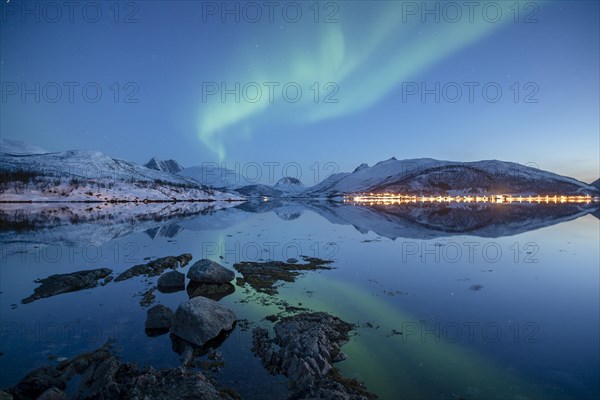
0, 204, 598, 399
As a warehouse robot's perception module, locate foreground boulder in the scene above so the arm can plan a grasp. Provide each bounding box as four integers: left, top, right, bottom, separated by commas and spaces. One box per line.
4, 342, 236, 400
187, 259, 235, 284
171, 297, 236, 347
145, 304, 174, 336
157, 270, 185, 293
115, 253, 192, 282
22, 268, 112, 304
252, 312, 375, 399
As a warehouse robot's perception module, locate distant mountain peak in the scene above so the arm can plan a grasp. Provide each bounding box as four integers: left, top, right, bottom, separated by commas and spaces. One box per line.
275, 176, 304, 187
374, 157, 399, 166
353, 163, 369, 173
144, 157, 184, 174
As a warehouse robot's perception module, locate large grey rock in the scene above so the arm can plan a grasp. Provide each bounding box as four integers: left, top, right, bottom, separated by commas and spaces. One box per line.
170, 297, 236, 347
145, 304, 174, 334
187, 259, 235, 284
157, 271, 185, 293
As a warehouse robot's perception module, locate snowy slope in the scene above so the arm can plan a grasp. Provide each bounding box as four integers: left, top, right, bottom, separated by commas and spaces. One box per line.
0, 149, 242, 201
304, 158, 598, 197
1, 139, 50, 155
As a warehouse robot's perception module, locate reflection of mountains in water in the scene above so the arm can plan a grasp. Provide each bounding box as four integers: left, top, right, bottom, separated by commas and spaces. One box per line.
237, 200, 599, 239
330, 202, 597, 239
0, 202, 237, 252
0, 201, 597, 250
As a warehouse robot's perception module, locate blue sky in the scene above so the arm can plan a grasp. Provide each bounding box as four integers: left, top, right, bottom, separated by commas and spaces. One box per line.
1, 0, 598, 183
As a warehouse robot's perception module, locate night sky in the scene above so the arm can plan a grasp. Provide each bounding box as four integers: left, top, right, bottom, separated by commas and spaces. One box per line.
1, 1, 598, 183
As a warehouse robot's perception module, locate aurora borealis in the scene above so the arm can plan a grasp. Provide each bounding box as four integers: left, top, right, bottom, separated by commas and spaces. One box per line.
1, 1, 598, 182
196, 2, 511, 160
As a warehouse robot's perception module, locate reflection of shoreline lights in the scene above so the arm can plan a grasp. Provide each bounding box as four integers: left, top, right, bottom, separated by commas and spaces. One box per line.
344, 193, 598, 205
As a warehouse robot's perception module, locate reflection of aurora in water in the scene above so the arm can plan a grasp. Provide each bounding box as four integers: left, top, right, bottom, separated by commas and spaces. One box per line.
174, 211, 557, 398
345, 193, 598, 205
265, 276, 546, 400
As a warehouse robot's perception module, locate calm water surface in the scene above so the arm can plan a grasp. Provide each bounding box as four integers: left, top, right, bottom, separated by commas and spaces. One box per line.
0, 203, 598, 399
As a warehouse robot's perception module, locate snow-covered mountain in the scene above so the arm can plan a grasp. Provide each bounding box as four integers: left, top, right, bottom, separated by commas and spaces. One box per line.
304, 158, 598, 197
216, 158, 597, 198
0, 147, 241, 202
592, 179, 600, 189
0, 139, 49, 155
274, 176, 305, 192
144, 156, 184, 174
2, 140, 596, 201
233, 177, 307, 198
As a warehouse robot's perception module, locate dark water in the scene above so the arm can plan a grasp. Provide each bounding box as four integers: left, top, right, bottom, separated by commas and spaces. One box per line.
0, 202, 598, 399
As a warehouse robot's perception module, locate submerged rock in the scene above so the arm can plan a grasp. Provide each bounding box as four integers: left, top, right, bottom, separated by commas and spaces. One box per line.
4, 342, 236, 400
119, 364, 236, 399
186, 281, 235, 301
22, 268, 112, 304
252, 312, 375, 399
234, 256, 334, 295
114, 253, 192, 282
171, 329, 233, 366
145, 304, 174, 336
157, 270, 185, 293
139, 287, 157, 307
187, 259, 235, 284
171, 297, 236, 347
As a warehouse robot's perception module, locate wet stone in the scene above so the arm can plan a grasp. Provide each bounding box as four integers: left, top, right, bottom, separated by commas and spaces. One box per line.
22, 268, 113, 304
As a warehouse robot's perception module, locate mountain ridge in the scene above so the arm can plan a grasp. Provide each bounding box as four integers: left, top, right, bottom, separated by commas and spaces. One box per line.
0, 147, 240, 202
144, 157, 184, 174
301, 158, 597, 198
1, 139, 597, 200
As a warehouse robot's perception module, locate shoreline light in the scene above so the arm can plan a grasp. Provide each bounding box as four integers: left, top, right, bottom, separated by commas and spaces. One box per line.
345, 193, 598, 205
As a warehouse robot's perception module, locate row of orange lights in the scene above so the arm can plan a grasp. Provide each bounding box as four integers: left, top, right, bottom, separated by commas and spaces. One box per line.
344, 193, 598, 205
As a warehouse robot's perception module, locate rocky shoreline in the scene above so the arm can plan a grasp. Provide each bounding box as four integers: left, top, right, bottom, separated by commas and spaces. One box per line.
1, 342, 238, 400
6, 255, 376, 399
252, 312, 375, 400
